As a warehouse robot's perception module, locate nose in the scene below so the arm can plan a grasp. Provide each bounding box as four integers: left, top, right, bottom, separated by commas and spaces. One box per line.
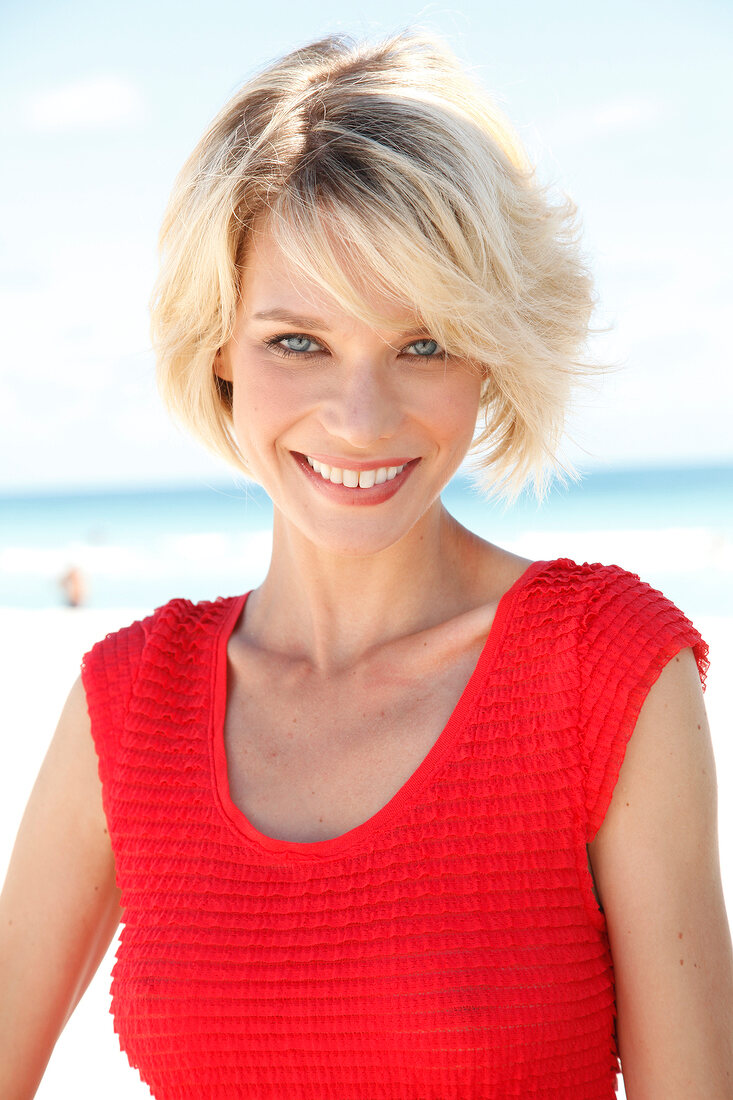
319, 357, 403, 450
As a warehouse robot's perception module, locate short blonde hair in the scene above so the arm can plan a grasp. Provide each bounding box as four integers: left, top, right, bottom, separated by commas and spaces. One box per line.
151, 29, 596, 498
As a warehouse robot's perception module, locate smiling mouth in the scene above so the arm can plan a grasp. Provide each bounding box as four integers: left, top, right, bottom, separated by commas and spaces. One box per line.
292, 452, 420, 500
305, 456, 408, 488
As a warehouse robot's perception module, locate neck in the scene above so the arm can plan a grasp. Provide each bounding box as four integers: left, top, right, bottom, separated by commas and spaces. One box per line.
242, 500, 491, 672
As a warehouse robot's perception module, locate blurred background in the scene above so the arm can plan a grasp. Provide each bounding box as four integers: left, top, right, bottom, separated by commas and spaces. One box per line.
0, 1, 731, 1096
0, 0, 731, 613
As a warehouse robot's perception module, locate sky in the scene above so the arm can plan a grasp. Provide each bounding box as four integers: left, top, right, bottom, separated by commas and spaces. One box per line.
0, 0, 731, 493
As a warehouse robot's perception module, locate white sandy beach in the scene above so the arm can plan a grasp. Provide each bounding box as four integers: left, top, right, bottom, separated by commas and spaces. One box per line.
1, 603, 731, 1099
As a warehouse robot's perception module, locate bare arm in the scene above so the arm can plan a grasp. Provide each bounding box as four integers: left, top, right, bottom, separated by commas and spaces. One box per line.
0, 676, 122, 1100
588, 648, 733, 1099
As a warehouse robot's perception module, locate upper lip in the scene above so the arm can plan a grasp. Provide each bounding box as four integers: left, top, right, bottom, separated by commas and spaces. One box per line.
297, 452, 417, 471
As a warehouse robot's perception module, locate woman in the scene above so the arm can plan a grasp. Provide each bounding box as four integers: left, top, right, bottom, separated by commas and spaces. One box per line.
1, 29, 731, 1100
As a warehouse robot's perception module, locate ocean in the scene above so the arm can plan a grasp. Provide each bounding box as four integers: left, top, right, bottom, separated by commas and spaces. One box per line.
1, 463, 731, 618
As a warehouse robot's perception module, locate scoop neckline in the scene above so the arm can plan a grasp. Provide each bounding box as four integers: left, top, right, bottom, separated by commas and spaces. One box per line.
209, 559, 549, 860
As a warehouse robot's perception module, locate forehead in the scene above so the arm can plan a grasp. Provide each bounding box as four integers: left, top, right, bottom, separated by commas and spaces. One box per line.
238, 215, 422, 334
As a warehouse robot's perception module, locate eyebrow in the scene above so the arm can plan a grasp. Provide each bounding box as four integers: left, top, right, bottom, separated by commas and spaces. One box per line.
250, 309, 333, 331
249, 308, 427, 339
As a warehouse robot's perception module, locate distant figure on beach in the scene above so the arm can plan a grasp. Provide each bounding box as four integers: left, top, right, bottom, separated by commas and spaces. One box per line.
1, 29, 731, 1100
58, 565, 86, 608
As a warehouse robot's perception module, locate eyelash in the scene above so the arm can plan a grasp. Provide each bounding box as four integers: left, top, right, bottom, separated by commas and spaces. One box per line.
265, 334, 446, 361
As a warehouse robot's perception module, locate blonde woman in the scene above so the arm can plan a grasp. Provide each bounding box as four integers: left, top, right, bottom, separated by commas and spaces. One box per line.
1, 30, 731, 1100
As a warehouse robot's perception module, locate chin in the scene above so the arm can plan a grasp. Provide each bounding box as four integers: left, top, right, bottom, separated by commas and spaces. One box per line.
298, 505, 440, 560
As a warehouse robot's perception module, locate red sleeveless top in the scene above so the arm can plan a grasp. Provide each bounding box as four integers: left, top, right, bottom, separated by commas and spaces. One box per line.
81, 558, 707, 1099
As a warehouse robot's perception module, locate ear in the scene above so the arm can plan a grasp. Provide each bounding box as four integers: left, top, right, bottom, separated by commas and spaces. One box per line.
214, 347, 233, 383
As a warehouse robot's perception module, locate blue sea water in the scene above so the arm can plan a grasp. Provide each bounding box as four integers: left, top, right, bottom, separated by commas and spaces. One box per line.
0, 463, 731, 617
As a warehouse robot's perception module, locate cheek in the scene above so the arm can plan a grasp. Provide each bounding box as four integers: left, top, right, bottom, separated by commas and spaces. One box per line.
228, 375, 268, 459
228, 363, 311, 459
427, 376, 482, 447
229, 362, 272, 428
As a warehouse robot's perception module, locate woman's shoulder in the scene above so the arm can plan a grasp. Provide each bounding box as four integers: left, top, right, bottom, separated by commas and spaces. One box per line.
521, 556, 686, 615
526, 555, 650, 591
517, 556, 707, 672
512, 556, 656, 619
81, 593, 246, 684
97, 592, 243, 642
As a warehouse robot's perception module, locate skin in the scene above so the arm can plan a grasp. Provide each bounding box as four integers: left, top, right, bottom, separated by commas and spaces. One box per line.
1, 219, 731, 1096
0, 679, 121, 1099
588, 649, 733, 1097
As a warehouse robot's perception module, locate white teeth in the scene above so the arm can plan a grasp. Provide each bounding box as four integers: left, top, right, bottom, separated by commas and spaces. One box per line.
305, 456, 408, 488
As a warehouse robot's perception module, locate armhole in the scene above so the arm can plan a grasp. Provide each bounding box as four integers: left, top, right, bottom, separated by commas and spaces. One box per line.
585, 636, 708, 842
578, 566, 709, 843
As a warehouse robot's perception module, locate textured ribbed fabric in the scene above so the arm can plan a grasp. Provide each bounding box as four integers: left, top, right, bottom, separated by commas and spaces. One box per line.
81, 558, 708, 1099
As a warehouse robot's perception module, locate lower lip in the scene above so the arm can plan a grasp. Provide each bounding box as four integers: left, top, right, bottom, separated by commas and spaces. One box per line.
292, 453, 420, 505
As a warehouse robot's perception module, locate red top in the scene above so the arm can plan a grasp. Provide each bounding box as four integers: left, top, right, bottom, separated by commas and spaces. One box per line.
81, 558, 708, 1099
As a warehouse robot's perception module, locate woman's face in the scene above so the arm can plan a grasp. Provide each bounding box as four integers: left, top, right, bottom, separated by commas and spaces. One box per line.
216, 220, 483, 557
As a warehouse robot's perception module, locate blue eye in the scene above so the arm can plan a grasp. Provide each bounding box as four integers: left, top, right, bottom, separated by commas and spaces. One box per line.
266, 334, 325, 358
404, 339, 442, 357
266, 333, 444, 360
